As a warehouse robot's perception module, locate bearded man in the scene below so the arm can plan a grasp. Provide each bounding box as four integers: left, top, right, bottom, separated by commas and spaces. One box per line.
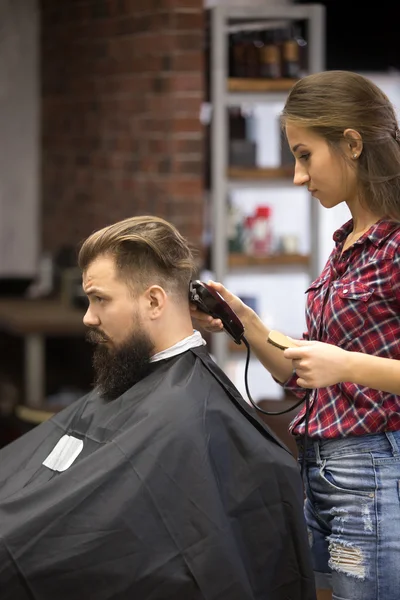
0, 216, 315, 600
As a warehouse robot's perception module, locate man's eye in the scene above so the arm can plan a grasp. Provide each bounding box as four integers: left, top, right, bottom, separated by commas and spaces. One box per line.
95, 296, 104, 303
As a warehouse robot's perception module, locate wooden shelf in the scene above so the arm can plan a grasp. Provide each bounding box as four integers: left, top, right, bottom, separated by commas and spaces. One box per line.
228, 166, 294, 180
15, 404, 57, 424
0, 298, 85, 335
229, 253, 310, 268
228, 78, 298, 93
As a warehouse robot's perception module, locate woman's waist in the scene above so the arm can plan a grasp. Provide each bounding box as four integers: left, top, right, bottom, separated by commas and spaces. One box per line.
295, 428, 400, 461
290, 387, 400, 437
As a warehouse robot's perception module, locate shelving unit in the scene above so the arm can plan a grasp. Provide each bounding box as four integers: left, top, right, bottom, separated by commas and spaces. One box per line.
209, 3, 325, 370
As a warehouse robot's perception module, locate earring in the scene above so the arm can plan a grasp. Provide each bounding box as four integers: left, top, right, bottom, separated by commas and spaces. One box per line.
353, 153, 358, 159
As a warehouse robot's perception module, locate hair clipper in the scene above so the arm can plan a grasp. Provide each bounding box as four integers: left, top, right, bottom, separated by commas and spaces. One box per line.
189, 280, 244, 345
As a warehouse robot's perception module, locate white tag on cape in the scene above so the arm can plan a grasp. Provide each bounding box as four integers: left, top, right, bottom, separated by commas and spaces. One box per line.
43, 435, 83, 472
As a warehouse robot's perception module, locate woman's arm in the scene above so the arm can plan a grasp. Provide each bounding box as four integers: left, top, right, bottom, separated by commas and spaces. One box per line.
190, 281, 294, 383
284, 340, 400, 395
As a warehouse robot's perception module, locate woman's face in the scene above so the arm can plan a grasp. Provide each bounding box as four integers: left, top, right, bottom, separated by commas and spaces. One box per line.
285, 123, 359, 209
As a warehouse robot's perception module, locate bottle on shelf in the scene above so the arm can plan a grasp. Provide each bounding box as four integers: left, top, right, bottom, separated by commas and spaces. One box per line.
242, 215, 256, 255
248, 205, 274, 256
259, 29, 281, 79
230, 32, 247, 77
227, 202, 244, 253
229, 31, 263, 78
245, 31, 261, 78
228, 107, 257, 167
228, 21, 309, 82
228, 106, 246, 138
281, 25, 301, 79
293, 23, 308, 76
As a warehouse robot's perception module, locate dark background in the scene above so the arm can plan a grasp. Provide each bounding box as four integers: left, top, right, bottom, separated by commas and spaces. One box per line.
295, 0, 399, 71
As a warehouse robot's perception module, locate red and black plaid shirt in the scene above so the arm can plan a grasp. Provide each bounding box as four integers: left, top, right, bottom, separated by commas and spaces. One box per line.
287, 218, 400, 439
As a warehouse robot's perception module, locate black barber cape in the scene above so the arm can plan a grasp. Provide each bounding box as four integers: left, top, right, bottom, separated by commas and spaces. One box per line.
0, 346, 315, 600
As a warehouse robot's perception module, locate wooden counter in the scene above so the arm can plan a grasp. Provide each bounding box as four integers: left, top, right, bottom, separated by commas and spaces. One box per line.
0, 298, 86, 407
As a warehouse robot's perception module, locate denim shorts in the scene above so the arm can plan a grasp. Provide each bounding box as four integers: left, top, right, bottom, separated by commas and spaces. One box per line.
296, 431, 400, 600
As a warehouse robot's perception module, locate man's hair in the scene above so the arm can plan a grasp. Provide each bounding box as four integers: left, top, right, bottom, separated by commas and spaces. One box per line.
78, 215, 196, 299
281, 70, 400, 220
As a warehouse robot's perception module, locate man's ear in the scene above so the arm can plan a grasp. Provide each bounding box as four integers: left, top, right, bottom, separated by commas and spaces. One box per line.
144, 285, 167, 319
343, 128, 363, 160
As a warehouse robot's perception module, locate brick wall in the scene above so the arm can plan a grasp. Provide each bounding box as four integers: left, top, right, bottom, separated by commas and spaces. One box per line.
40, 0, 205, 259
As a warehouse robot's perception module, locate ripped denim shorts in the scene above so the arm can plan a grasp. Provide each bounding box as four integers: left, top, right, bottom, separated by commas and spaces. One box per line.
296, 430, 400, 600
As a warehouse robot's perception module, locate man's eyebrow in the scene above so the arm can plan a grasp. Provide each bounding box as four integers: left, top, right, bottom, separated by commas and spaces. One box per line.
83, 286, 106, 296
292, 143, 307, 153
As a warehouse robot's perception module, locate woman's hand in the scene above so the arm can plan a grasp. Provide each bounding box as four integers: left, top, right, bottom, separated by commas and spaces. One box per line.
190, 280, 249, 333
283, 339, 350, 388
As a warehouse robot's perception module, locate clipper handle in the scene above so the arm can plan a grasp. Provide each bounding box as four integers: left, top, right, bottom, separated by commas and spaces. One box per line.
189, 280, 244, 345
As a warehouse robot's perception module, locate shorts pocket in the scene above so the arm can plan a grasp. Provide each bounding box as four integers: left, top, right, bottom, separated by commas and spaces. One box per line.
318, 454, 376, 497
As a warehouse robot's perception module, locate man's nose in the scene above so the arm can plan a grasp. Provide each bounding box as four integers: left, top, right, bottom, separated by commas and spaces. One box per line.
83, 305, 100, 328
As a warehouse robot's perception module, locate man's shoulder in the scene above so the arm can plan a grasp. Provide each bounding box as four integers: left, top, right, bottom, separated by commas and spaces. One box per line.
133, 348, 242, 428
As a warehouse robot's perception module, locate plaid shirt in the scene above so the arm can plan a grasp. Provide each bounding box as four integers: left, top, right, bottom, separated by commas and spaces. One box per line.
286, 218, 400, 439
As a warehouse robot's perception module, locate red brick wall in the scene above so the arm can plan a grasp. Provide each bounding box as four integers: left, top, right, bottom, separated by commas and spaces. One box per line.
40, 0, 205, 258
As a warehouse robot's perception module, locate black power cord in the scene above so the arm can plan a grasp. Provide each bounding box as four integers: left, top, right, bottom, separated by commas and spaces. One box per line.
241, 336, 304, 415
241, 335, 311, 476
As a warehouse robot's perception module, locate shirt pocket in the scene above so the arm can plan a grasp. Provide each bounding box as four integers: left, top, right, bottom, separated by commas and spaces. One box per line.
331, 281, 374, 346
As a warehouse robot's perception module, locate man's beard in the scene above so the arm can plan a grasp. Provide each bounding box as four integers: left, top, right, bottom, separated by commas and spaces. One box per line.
86, 326, 155, 401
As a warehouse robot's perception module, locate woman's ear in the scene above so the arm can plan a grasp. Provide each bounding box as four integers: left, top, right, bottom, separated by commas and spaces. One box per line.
343, 128, 363, 160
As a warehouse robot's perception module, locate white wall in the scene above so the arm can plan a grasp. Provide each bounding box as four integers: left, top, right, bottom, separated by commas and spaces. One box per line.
0, 0, 40, 277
